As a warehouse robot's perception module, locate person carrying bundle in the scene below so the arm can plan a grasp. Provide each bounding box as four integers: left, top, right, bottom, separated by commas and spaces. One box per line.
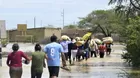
98, 43, 106, 58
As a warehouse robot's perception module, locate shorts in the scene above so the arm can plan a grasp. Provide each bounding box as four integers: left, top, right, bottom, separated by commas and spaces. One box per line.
48, 66, 60, 77
9, 67, 22, 78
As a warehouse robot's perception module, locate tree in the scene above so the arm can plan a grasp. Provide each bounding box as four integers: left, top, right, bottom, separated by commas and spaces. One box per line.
109, 0, 140, 67
78, 10, 121, 37
63, 24, 78, 29
109, 0, 140, 19
124, 17, 140, 67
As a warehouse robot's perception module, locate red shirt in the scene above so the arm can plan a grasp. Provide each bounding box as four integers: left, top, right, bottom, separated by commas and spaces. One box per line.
99, 45, 106, 52
7, 51, 28, 67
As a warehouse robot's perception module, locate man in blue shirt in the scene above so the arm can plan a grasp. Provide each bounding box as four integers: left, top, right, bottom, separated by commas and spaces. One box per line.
44, 35, 66, 78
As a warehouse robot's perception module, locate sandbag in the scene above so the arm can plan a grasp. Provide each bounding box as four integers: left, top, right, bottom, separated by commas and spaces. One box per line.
102, 37, 113, 43
93, 38, 102, 45
61, 35, 70, 40
75, 37, 81, 41
89, 39, 96, 47
76, 41, 85, 46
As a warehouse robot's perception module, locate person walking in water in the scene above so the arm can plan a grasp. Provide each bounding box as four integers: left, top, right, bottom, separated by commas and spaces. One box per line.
71, 39, 78, 65
98, 43, 106, 58
30, 44, 48, 78
106, 43, 113, 55
89, 39, 98, 57
6, 43, 30, 78
44, 35, 67, 78
60, 38, 71, 61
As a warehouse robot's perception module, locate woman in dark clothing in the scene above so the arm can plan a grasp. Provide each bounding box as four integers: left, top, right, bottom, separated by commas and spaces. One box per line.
106, 43, 113, 55
76, 45, 85, 61
71, 39, 78, 64
83, 39, 90, 60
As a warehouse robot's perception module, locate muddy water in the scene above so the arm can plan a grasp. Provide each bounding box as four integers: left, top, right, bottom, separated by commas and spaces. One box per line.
1, 43, 140, 78
59, 44, 139, 78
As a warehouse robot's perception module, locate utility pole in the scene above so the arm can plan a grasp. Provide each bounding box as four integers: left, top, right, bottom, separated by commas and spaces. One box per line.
34, 17, 36, 28
61, 9, 64, 29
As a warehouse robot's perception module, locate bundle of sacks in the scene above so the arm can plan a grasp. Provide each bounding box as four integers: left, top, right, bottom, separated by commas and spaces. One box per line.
75, 37, 82, 41
93, 38, 102, 45
102, 37, 113, 44
61, 35, 70, 41
76, 40, 85, 46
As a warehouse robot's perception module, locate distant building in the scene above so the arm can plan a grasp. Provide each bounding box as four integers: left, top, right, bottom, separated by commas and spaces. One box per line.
61, 29, 89, 38
0, 20, 6, 38
8, 27, 61, 43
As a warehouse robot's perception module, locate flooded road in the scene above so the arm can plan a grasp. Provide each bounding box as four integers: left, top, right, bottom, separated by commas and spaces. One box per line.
59, 44, 128, 78
0, 43, 139, 78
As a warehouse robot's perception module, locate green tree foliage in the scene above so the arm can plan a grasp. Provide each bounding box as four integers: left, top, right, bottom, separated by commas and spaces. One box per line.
78, 10, 121, 37
109, 0, 140, 19
109, 0, 140, 67
124, 17, 140, 67
64, 24, 78, 29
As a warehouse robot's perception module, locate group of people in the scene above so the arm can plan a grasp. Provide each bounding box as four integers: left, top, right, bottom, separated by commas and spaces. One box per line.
6, 34, 113, 78
59, 36, 113, 65
6, 35, 67, 78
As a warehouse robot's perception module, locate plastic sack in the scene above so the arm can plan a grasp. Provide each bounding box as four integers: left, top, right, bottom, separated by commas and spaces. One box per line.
93, 38, 102, 45
102, 37, 113, 44
82, 32, 92, 40
89, 39, 96, 47
76, 41, 85, 46
61, 35, 70, 40
75, 37, 81, 41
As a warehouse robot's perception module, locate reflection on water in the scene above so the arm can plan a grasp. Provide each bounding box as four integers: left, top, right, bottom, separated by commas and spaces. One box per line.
75, 63, 90, 73
1, 44, 140, 78
119, 69, 140, 78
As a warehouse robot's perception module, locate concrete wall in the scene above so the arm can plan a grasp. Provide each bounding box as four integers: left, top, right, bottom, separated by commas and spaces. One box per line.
61, 29, 88, 38
8, 28, 45, 42
40, 28, 61, 43
8, 27, 62, 43
27, 28, 45, 42
44, 28, 61, 39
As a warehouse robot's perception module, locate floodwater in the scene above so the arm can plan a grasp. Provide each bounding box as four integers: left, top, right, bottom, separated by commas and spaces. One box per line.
0, 43, 140, 78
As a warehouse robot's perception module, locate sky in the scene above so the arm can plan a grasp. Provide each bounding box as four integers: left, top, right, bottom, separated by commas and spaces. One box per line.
0, 0, 113, 30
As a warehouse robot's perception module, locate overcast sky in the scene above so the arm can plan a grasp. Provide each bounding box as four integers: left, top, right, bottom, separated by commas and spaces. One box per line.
0, 0, 113, 29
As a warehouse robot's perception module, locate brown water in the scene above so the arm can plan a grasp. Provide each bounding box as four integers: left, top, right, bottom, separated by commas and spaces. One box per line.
1, 43, 140, 78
